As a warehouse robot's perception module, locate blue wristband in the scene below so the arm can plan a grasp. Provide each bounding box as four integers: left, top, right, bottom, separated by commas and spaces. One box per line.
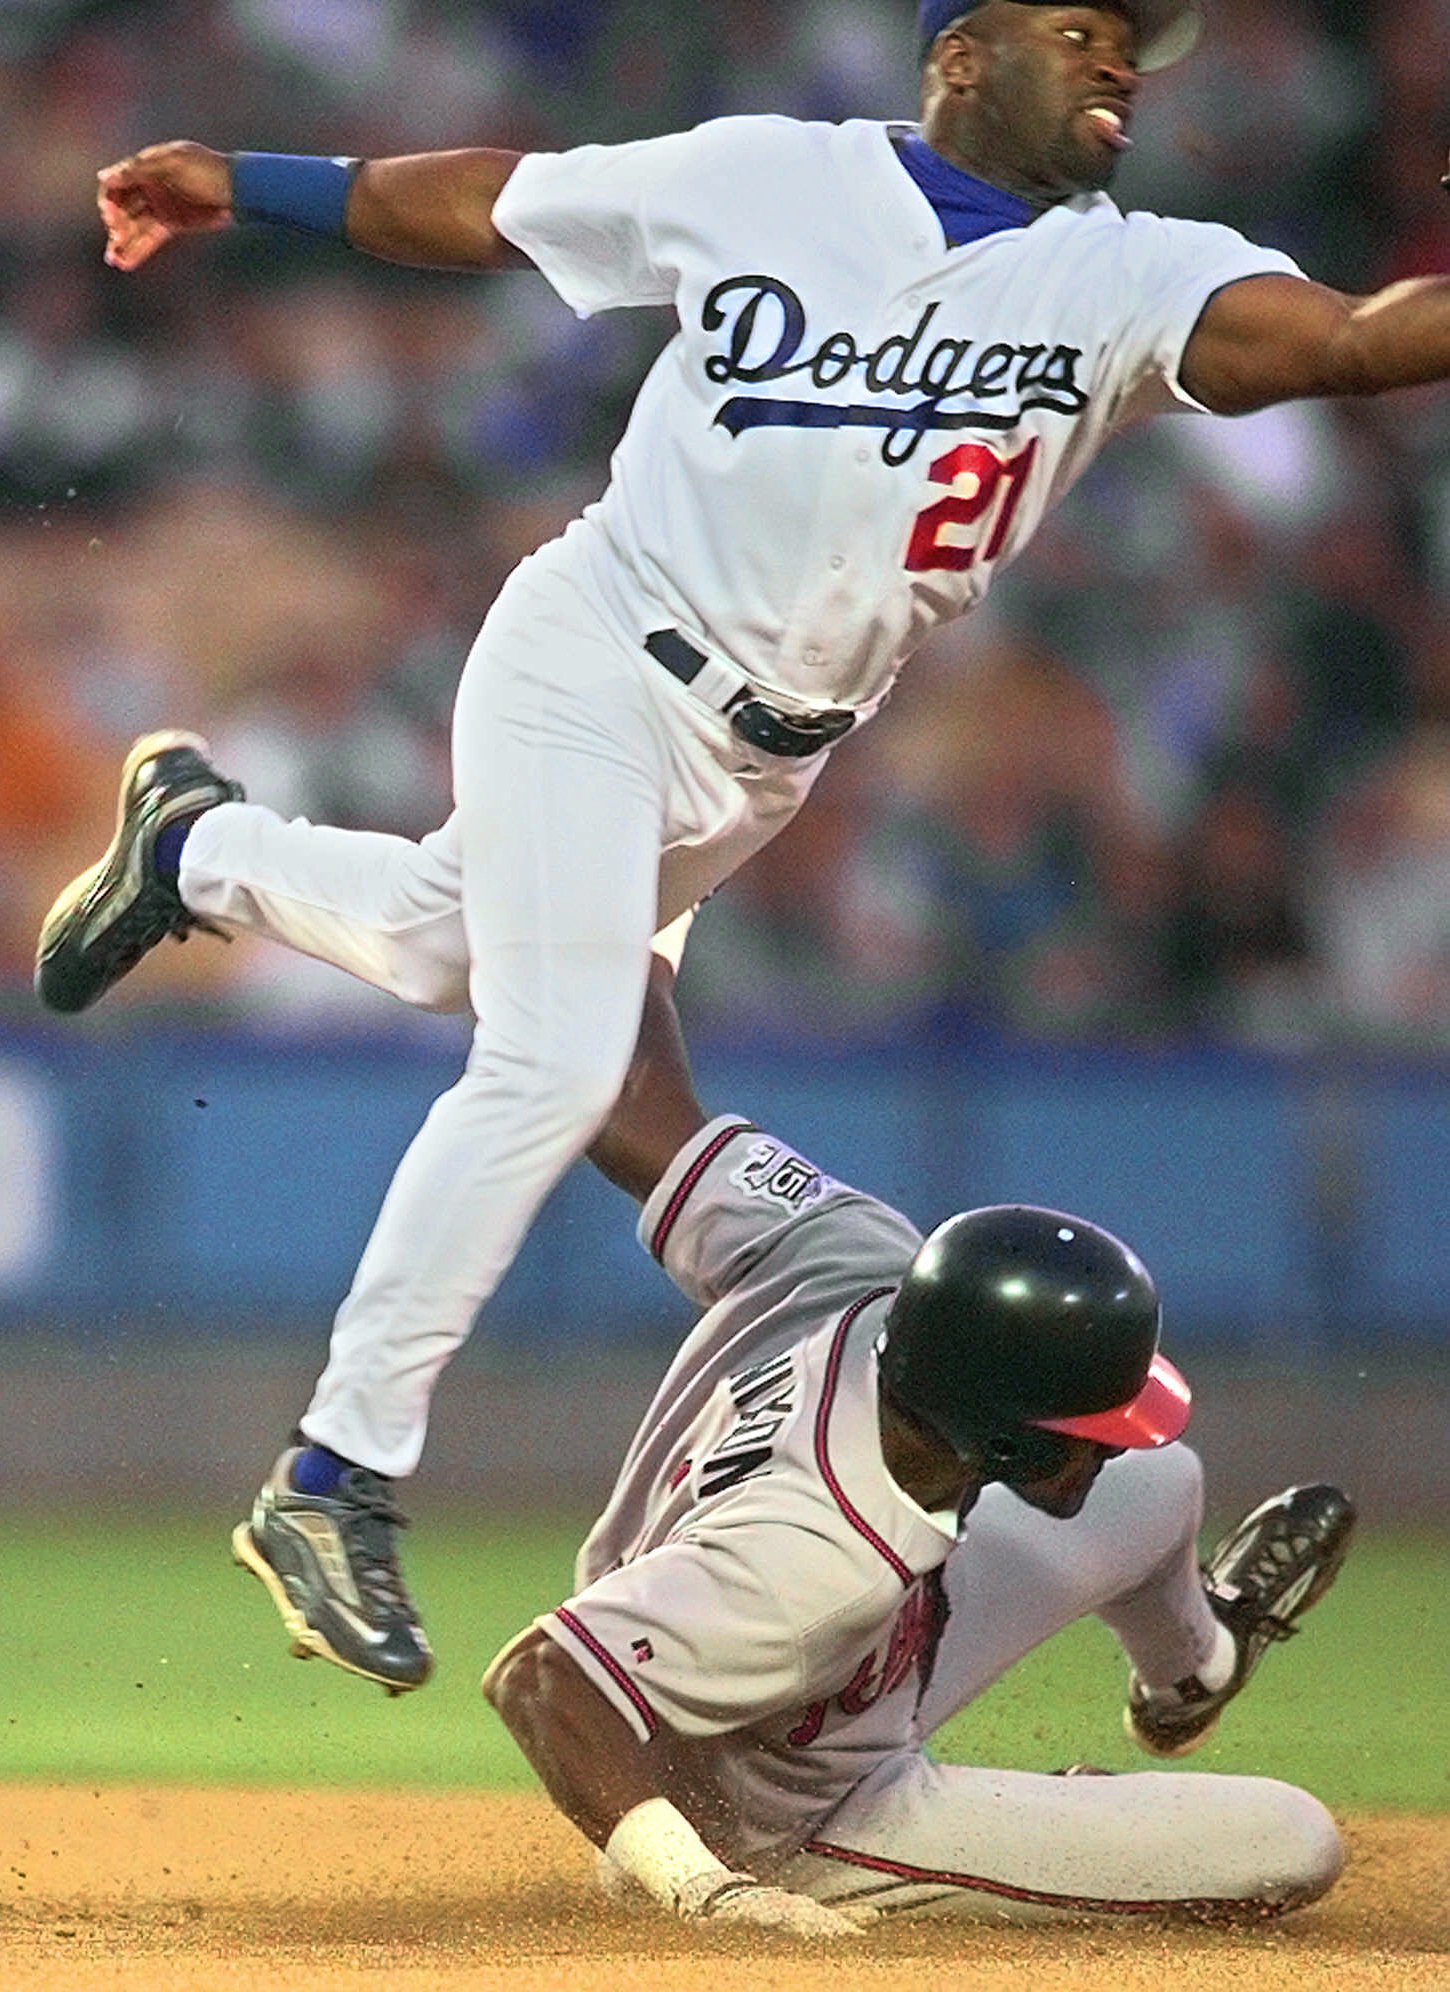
229, 152, 362, 238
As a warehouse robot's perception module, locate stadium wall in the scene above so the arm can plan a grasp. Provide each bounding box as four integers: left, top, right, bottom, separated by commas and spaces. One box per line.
2, 1023, 1445, 1517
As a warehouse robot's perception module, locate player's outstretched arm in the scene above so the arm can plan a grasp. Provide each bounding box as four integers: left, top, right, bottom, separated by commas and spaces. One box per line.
586, 955, 709, 1205
483, 1626, 864, 1938
1182, 265, 1450, 416
97, 141, 527, 273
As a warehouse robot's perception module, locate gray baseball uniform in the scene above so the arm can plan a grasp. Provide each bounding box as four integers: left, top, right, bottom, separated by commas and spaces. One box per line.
528, 1117, 1341, 1920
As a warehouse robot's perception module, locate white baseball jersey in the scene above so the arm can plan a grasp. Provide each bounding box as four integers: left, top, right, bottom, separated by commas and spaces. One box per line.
193, 116, 1304, 1506
538, 1115, 959, 1867
493, 115, 1302, 715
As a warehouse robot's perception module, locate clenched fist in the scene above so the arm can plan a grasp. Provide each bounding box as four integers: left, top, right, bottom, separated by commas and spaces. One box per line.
97, 142, 234, 271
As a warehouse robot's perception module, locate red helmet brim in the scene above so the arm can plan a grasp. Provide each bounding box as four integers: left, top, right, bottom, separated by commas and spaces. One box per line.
1033, 1352, 1191, 1449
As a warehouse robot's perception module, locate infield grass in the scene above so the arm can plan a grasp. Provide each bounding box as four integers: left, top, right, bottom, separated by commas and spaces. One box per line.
0, 1514, 1444, 1810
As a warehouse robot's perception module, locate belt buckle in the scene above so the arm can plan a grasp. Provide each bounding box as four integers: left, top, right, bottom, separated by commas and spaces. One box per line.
730, 700, 854, 760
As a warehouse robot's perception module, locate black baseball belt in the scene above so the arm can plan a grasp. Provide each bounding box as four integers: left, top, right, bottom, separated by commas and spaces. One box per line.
644, 628, 856, 760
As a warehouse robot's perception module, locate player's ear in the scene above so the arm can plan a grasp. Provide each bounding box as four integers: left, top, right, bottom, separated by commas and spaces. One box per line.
934, 24, 986, 95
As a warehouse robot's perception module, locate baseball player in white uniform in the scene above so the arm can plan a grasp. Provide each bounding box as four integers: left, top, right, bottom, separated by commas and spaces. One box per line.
37, 0, 1448, 1687
482, 957, 1353, 1938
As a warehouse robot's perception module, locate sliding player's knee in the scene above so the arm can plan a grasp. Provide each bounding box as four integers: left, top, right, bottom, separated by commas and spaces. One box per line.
1098, 1441, 1204, 1576
1139, 1438, 1204, 1525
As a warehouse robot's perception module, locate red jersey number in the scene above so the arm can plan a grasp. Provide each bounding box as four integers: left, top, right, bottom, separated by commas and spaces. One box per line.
904, 436, 1039, 574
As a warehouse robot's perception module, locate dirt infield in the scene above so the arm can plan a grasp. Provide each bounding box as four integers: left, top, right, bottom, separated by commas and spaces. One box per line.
0, 1787, 1444, 1991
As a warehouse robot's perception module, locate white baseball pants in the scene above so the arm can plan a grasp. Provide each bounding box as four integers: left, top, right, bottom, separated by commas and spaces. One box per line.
773, 1446, 1342, 1922
179, 547, 829, 1474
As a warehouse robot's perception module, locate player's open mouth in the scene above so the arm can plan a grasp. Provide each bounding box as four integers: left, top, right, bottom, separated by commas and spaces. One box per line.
1083, 104, 1133, 151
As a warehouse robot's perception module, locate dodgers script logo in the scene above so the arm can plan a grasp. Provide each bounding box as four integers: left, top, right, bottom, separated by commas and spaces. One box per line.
702, 274, 1090, 466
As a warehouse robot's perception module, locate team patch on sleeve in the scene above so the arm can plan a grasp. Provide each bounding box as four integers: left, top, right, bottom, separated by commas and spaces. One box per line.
729, 1137, 836, 1214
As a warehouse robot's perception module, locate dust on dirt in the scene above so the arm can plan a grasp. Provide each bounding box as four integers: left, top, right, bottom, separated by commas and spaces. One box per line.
0, 1786, 1444, 1991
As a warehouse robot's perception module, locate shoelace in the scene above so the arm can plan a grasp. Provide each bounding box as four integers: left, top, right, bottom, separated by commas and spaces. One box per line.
340, 1475, 420, 1621
1212, 1524, 1310, 1643
103, 899, 189, 973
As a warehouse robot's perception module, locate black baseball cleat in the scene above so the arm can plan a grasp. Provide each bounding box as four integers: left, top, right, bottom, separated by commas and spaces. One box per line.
232, 1448, 435, 1695
1126, 1482, 1356, 1758
34, 729, 244, 1014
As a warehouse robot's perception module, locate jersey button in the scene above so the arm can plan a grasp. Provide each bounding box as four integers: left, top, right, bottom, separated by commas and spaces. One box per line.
855, 446, 871, 465
829, 555, 846, 572
804, 646, 824, 666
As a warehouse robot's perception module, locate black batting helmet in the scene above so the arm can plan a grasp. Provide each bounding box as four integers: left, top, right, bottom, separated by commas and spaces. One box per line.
878, 1205, 1190, 1465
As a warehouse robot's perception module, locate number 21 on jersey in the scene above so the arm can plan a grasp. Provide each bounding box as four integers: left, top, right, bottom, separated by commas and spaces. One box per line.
904, 435, 1038, 574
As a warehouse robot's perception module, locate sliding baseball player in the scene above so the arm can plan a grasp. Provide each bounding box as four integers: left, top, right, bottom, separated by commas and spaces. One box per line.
482, 959, 1354, 1936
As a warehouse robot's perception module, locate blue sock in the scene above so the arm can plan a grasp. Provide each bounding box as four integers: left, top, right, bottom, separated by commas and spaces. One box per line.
153, 818, 193, 882
290, 1444, 353, 1496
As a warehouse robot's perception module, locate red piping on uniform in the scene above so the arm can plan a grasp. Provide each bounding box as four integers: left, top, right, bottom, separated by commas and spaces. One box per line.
814, 1289, 912, 1587
650, 1121, 758, 1261
801, 1838, 1280, 1919
553, 1607, 659, 1740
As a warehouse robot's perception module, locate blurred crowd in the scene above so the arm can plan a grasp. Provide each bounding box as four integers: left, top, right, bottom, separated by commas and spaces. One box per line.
6, 0, 1450, 1049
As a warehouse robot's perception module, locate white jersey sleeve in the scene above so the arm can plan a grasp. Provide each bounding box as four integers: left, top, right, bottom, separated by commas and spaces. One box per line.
493, 119, 763, 319
1105, 212, 1306, 422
